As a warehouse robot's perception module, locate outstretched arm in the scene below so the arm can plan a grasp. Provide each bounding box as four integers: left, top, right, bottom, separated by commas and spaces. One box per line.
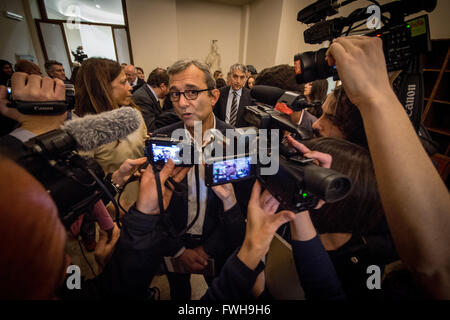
327, 36, 450, 298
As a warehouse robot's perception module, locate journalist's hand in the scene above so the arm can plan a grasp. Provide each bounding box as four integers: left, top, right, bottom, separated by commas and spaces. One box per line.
136, 159, 190, 215
287, 135, 332, 169
111, 157, 147, 188
211, 183, 237, 211
0, 72, 65, 121
94, 223, 120, 272
238, 181, 296, 269
326, 36, 396, 109
177, 248, 208, 273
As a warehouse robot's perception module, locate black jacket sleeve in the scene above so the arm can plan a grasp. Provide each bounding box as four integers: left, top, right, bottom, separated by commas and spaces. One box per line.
292, 236, 346, 300
201, 249, 265, 300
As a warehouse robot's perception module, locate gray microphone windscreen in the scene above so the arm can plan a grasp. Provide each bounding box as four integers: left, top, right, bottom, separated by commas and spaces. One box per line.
62, 107, 141, 151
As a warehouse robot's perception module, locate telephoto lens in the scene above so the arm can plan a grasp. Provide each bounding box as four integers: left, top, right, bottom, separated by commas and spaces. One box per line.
294, 48, 336, 84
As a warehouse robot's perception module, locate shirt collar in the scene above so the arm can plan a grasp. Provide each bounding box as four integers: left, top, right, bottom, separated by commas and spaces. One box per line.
147, 84, 159, 101
230, 87, 242, 97
184, 116, 217, 148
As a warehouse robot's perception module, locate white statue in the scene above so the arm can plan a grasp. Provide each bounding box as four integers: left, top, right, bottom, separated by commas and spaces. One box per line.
205, 40, 221, 72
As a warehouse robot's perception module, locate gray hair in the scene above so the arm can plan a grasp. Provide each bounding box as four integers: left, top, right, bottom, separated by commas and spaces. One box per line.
229, 63, 247, 74
168, 59, 216, 94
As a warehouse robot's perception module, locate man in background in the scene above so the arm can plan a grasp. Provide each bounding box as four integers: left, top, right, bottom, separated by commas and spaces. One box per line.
45, 60, 71, 84
125, 64, 145, 94
132, 67, 172, 131
214, 63, 253, 128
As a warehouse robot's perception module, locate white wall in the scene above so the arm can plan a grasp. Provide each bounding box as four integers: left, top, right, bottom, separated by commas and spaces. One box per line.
176, 0, 242, 73
246, 0, 283, 72
1, 0, 449, 83
126, 0, 243, 77
126, 0, 179, 75
275, 0, 322, 66
0, 0, 39, 67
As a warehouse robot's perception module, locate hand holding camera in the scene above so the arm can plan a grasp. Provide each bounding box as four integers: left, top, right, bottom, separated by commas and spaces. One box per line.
136, 159, 190, 215
326, 36, 396, 109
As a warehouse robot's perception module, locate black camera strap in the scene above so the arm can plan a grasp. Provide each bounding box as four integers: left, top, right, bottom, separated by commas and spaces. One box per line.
393, 55, 424, 132
152, 163, 199, 238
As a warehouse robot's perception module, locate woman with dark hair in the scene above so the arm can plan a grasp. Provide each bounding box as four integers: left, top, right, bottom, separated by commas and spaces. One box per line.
312, 85, 368, 148
245, 75, 256, 89
300, 137, 399, 299
75, 57, 147, 212
215, 77, 226, 89
303, 79, 328, 117
0, 60, 14, 86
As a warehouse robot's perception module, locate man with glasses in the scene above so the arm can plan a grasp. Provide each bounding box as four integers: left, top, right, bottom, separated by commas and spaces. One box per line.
214, 63, 254, 128
132, 67, 172, 131
152, 59, 249, 300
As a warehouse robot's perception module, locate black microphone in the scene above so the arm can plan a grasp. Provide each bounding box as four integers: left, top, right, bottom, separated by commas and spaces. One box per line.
250, 85, 321, 112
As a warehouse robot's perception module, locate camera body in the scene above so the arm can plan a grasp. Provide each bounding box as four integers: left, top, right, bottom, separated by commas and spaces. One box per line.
202, 126, 352, 211
205, 153, 256, 187
294, 0, 435, 84
145, 136, 195, 168
7, 130, 109, 229
6, 83, 75, 115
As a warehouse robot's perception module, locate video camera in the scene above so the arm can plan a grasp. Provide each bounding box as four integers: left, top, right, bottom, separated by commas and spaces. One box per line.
7, 83, 75, 115
294, 0, 436, 84
147, 128, 352, 212
8, 129, 115, 230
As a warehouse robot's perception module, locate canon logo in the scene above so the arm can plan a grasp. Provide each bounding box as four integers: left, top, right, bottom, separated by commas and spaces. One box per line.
405, 84, 416, 117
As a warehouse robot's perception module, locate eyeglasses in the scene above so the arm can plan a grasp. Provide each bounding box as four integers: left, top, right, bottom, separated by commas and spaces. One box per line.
169, 88, 211, 102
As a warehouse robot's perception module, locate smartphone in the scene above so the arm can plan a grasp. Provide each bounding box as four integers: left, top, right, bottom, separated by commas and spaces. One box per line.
205, 154, 256, 187
145, 137, 194, 167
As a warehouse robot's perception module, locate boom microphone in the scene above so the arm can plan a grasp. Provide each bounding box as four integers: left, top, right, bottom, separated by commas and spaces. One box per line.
251, 85, 321, 112
61, 106, 142, 151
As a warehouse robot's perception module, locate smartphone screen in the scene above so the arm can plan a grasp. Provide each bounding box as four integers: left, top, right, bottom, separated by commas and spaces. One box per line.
152, 143, 183, 165
207, 155, 254, 186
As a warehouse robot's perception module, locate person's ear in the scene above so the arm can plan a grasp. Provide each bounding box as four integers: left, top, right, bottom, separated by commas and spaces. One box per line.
210, 88, 220, 106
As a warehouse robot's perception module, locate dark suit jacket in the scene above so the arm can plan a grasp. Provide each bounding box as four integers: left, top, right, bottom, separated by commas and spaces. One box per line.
214, 86, 254, 128
131, 77, 145, 94
152, 118, 251, 270
132, 84, 172, 131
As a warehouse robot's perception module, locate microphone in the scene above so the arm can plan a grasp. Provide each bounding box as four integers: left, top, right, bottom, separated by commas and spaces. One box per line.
61, 107, 142, 151
250, 85, 321, 112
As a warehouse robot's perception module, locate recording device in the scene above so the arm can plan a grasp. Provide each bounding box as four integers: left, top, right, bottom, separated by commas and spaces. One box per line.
204, 135, 352, 211
294, 0, 436, 84
7, 107, 142, 230
205, 153, 256, 187
258, 154, 351, 212
244, 104, 310, 139
6, 82, 76, 115
145, 136, 195, 168
251, 85, 322, 112
297, 0, 354, 24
